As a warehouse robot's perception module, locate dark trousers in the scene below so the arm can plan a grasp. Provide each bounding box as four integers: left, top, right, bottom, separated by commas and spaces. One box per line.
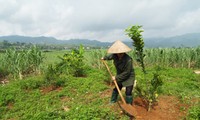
113, 83, 133, 96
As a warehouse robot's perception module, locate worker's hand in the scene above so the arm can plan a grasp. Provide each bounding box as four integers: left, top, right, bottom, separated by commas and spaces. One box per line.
112, 76, 115, 81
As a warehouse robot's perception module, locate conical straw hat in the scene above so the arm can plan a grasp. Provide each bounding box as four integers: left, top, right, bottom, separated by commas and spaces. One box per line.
107, 40, 132, 53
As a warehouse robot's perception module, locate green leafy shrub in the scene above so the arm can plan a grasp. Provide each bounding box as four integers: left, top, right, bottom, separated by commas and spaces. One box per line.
54, 77, 67, 87
44, 64, 59, 84
45, 45, 86, 81
57, 45, 86, 77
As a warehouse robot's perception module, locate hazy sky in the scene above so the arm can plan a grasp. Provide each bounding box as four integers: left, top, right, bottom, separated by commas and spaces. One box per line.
0, 0, 200, 42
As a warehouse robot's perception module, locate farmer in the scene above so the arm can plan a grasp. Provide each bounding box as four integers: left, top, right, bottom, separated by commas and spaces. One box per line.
101, 40, 135, 105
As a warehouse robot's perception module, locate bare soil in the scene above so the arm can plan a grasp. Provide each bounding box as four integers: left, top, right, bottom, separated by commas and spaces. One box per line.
100, 89, 189, 120
133, 96, 189, 120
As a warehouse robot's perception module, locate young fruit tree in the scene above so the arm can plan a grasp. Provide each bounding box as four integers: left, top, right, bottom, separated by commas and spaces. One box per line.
125, 25, 163, 111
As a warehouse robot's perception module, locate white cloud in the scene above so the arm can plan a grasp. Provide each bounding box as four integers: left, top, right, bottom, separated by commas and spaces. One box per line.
0, 0, 200, 42
173, 8, 200, 35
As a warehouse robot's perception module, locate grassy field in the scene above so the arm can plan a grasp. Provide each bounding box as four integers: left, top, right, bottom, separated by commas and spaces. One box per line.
0, 50, 200, 120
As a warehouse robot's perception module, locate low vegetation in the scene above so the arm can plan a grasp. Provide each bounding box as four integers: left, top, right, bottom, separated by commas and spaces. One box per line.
0, 43, 199, 119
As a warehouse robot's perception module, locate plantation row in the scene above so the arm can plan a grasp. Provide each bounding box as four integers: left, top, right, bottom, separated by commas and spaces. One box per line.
1, 46, 200, 80
0, 46, 44, 80
85, 47, 200, 69
143, 47, 200, 68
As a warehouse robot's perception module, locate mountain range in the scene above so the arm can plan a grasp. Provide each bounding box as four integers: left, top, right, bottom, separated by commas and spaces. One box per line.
0, 32, 200, 48
144, 33, 200, 48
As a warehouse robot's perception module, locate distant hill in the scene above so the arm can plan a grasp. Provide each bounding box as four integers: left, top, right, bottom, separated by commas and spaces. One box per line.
144, 33, 200, 47
0, 35, 111, 47
62, 39, 111, 47
0, 35, 58, 44
0, 33, 200, 48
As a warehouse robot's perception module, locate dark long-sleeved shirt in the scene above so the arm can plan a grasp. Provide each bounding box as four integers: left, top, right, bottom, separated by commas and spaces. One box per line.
103, 53, 135, 87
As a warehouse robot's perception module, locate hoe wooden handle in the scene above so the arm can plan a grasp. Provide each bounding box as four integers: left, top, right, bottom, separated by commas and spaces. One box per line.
101, 60, 126, 104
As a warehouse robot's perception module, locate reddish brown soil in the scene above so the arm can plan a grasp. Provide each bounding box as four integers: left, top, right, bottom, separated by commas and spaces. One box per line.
100, 89, 189, 120
133, 96, 188, 120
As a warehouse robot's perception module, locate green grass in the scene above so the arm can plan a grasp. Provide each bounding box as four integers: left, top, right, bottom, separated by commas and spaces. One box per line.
135, 66, 200, 98
0, 69, 127, 120
43, 50, 69, 65
1, 67, 199, 119
0, 50, 200, 119
159, 68, 200, 98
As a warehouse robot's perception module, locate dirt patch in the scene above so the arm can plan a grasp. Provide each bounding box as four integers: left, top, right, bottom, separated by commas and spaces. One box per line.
133, 96, 189, 120
99, 89, 112, 98
7, 102, 14, 110
40, 85, 62, 94
61, 96, 72, 102
100, 89, 189, 120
